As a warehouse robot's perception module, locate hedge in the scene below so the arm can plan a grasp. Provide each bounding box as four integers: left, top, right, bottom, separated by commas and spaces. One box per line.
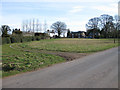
2, 37, 11, 44
1, 35, 49, 45
10, 36, 22, 43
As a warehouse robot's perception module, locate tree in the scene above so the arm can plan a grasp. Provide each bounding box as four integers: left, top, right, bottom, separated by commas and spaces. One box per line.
100, 14, 114, 38
1, 25, 11, 37
51, 21, 67, 37
12, 28, 22, 35
114, 15, 120, 37
67, 29, 71, 38
110, 22, 116, 43
43, 20, 47, 33
86, 17, 101, 38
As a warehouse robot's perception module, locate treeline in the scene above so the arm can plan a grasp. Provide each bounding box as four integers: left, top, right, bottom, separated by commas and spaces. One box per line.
86, 14, 120, 38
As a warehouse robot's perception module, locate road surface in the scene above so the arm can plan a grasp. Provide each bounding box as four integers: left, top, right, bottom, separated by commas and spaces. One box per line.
2, 47, 119, 88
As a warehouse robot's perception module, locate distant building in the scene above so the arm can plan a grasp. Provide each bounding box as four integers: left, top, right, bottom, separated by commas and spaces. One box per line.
22, 32, 34, 36
34, 33, 46, 36
34, 32, 50, 39
87, 32, 100, 38
70, 31, 86, 38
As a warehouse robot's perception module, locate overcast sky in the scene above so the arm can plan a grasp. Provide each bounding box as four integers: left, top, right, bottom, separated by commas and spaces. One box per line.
0, 0, 119, 32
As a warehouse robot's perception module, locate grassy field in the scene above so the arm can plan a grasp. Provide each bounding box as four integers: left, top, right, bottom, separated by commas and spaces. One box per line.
2, 44, 65, 77
2, 38, 119, 77
19, 38, 119, 53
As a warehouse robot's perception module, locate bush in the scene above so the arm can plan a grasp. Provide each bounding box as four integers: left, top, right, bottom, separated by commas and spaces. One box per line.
2, 63, 25, 71
35, 36, 41, 41
2, 35, 48, 45
2, 37, 11, 44
2, 63, 16, 71
10, 36, 22, 43
32, 36, 36, 41
22, 36, 32, 42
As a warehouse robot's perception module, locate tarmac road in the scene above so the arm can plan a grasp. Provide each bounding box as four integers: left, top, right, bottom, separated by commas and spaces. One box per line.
2, 47, 119, 88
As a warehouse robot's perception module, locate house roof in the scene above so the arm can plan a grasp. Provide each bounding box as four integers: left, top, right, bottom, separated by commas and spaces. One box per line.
71, 31, 85, 34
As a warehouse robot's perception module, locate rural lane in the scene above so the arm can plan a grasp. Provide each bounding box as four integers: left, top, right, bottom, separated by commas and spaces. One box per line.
2, 47, 119, 88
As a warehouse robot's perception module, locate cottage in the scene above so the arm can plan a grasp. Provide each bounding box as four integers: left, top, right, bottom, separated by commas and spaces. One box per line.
70, 31, 86, 38
34, 33, 46, 36
87, 32, 100, 38
22, 32, 34, 36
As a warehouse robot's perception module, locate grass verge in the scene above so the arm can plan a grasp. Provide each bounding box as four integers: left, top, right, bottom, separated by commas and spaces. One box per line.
2, 44, 65, 77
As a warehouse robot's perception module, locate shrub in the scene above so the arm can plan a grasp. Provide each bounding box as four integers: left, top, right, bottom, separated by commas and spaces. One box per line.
35, 36, 41, 41
22, 36, 32, 42
32, 36, 36, 41
2, 37, 11, 44
10, 36, 22, 43
2, 63, 16, 71
2, 35, 49, 45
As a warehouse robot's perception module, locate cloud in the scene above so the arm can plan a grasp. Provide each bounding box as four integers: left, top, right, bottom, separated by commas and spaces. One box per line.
66, 21, 87, 31
1, 0, 118, 32
2, 0, 119, 2
69, 6, 84, 13
92, 3, 118, 15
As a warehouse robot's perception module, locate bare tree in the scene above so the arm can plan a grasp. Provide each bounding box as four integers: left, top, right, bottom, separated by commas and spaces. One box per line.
51, 21, 67, 37
43, 20, 47, 33
22, 18, 47, 36
63, 29, 68, 37
39, 23, 42, 32
114, 15, 120, 31
22, 21, 25, 32
36, 19, 39, 32
25, 20, 29, 32
67, 29, 71, 38
112, 15, 120, 43
29, 19, 32, 32
32, 19, 35, 36
86, 17, 101, 38
100, 14, 114, 38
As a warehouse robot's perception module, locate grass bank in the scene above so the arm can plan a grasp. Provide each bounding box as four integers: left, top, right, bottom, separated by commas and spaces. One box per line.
2, 44, 65, 77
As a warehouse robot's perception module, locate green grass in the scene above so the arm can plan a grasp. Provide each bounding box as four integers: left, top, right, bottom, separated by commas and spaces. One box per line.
2, 44, 65, 77
20, 38, 119, 53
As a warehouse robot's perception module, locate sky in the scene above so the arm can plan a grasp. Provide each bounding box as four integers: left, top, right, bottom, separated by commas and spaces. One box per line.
0, 0, 119, 32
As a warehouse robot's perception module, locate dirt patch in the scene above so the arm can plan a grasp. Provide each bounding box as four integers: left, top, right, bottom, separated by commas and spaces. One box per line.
28, 49, 89, 61
57, 52, 88, 61
11, 45, 89, 61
